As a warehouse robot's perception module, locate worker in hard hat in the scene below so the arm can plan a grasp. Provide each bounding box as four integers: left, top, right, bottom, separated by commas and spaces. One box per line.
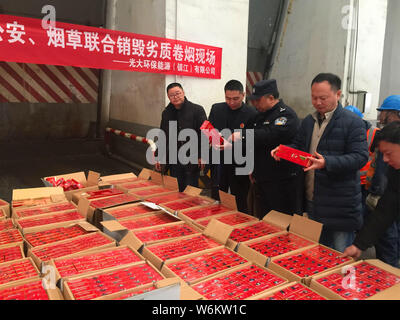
377, 95, 400, 127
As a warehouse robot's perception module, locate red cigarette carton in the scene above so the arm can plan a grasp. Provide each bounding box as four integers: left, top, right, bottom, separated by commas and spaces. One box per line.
275, 144, 313, 167
200, 120, 225, 146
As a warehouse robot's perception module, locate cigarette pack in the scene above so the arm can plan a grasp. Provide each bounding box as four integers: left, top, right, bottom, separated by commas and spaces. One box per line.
275, 144, 312, 167
200, 120, 225, 146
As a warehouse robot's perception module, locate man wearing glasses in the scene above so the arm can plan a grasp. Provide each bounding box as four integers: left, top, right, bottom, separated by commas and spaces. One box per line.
155, 83, 207, 192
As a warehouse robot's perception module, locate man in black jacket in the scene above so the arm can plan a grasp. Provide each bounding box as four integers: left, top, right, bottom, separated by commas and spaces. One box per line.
343, 121, 400, 268
226, 79, 302, 219
208, 80, 257, 212
155, 83, 207, 192
271, 73, 368, 253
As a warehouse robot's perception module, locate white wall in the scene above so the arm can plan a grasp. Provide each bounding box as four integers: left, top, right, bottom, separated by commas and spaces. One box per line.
165, 0, 250, 116
379, 0, 400, 108
345, 0, 387, 120
269, 0, 350, 118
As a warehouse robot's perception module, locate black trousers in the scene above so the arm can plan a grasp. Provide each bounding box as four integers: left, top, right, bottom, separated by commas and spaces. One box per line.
254, 176, 303, 219
211, 164, 250, 213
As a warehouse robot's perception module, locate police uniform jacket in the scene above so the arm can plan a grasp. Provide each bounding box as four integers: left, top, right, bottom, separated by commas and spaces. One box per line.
244, 99, 300, 182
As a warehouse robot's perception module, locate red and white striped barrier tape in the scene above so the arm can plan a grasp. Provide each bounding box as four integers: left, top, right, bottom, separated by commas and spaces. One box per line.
105, 127, 157, 152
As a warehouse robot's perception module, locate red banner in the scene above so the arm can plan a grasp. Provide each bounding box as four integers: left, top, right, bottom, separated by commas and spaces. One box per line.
0, 14, 222, 79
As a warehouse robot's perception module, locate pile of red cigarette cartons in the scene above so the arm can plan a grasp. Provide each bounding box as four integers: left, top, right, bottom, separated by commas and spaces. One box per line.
52, 246, 143, 278
103, 203, 161, 220
0, 245, 24, 263
84, 188, 124, 200
145, 192, 192, 205
196, 212, 258, 228
162, 247, 248, 284
63, 261, 164, 300
191, 264, 287, 300
255, 282, 327, 300
0, 258, 40, 285
161, 197, 214, 213
13, 202, 77, 219
0, 229, 24, 247
24, 224, 90, 248
16, 210, 84, 229
310, 260, 400, 300
133, 223, 198, 244
118, 213, 180, 230
44, 177, 85, 191
0, 279, 51, 300
179, 204, 233, 221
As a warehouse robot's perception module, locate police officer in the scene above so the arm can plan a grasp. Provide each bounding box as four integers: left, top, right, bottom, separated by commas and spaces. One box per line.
229, 79, 302, 218
208, 80, 257, 213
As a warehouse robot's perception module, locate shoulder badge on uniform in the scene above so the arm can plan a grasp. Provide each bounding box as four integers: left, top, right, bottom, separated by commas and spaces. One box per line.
280, 107, 286, 112
274, 117, 287, 126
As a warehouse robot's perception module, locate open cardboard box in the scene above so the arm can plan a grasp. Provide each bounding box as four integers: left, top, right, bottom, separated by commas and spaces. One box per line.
0, 276, 64, 300
99, 171, 142, 186
127, 178, 178, 201
268, 243, 354, 287
0, 199, 10, 218
309, 259, 400, 300
161, 245, 250, 285
236, 214, 322, 267
42, 170, 100, 188
77, 192, 141, 228
62, 259, 169, 300
226, 210, 293, 251
0, 243, 25, 262
0, 228, 24, 248
44, 244, 145, 286
188, 261, 289, 300
102, 202, 164, 222
139, 219, 234, 270
0, 218, 16, 232
27, 231, 117, 269
101, 219, 202, 251
144, 184, 203, 206
12, 187, 66, 211
71, 185, 125, 206
0, 257, 41, 288
176, 191, 237, 224
13, 205, 88, 234
193, 211, 259, 230
247, 281, 330, 300
12, 200, 77, 220
22, 220, 100, 253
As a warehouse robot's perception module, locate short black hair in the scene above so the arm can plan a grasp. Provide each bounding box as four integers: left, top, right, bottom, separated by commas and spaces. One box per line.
311, 73, 342, 92
375, 121, 400, 146
167, 82, 183, 93
224, 80, 244, 92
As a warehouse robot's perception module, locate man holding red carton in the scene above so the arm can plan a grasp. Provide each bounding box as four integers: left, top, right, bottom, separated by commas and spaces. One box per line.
224, 79, 302, 218
271, 73, 368, 252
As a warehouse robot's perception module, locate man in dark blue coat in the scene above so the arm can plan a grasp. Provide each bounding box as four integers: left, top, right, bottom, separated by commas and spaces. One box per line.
272, 73, 368, 252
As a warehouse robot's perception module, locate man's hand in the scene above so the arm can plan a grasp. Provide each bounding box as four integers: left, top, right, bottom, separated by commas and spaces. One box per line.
341, 245, 362, 259
366, 194, 380, 211
270, 146, 281, 161
214, 139, 232, 151
304, 151, 325, 172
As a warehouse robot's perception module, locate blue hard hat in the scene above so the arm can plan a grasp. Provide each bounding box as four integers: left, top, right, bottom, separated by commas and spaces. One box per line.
377, 95, 400, 111
345, 105, 363, 118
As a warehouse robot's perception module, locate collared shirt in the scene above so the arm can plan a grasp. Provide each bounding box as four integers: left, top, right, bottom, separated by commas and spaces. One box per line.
305, 106, 337, 201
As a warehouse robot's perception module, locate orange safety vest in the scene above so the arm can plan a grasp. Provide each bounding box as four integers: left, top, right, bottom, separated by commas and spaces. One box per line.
360, 127, 379, 185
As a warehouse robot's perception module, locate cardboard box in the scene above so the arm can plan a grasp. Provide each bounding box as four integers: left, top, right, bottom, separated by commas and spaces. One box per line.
236, 214, 322, 267
99, 172, 139, 185
139, 220, 234, 270
189, 262, 289, 300
45, 245, 145, 284
268, 244, 353, 286
62, 260, 167, 300
144, 184, 202, 205
27, 231, 116, 269
71, 185, 124, 205
42, 170, 100, 189
14, 207, 87, 233
176, 191, 236, 224
0, 243, 25, 263
13, 201, 77, 220
161, 246, 250, 285
0, 276, 64, 300
0, 199, 10, 218
0, 228, 24, 248
0, 257, 41, 287
309, 259, 400, 300
0, 219, 16, 232
226, 210, 293, 251
248, 281, 329, 300
193, 211, 259, 230
102, 202, 163, 221
102, 219, 202, 251
12, 187, 66, 210
77, 192, 141, 227
22, 221, 99, 252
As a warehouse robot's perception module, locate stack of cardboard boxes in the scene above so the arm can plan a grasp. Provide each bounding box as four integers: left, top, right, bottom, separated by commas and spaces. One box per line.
0, 168, 398, 301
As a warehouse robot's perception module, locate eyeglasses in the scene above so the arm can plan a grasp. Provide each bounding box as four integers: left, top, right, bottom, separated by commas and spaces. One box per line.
168, 92, 183, 98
